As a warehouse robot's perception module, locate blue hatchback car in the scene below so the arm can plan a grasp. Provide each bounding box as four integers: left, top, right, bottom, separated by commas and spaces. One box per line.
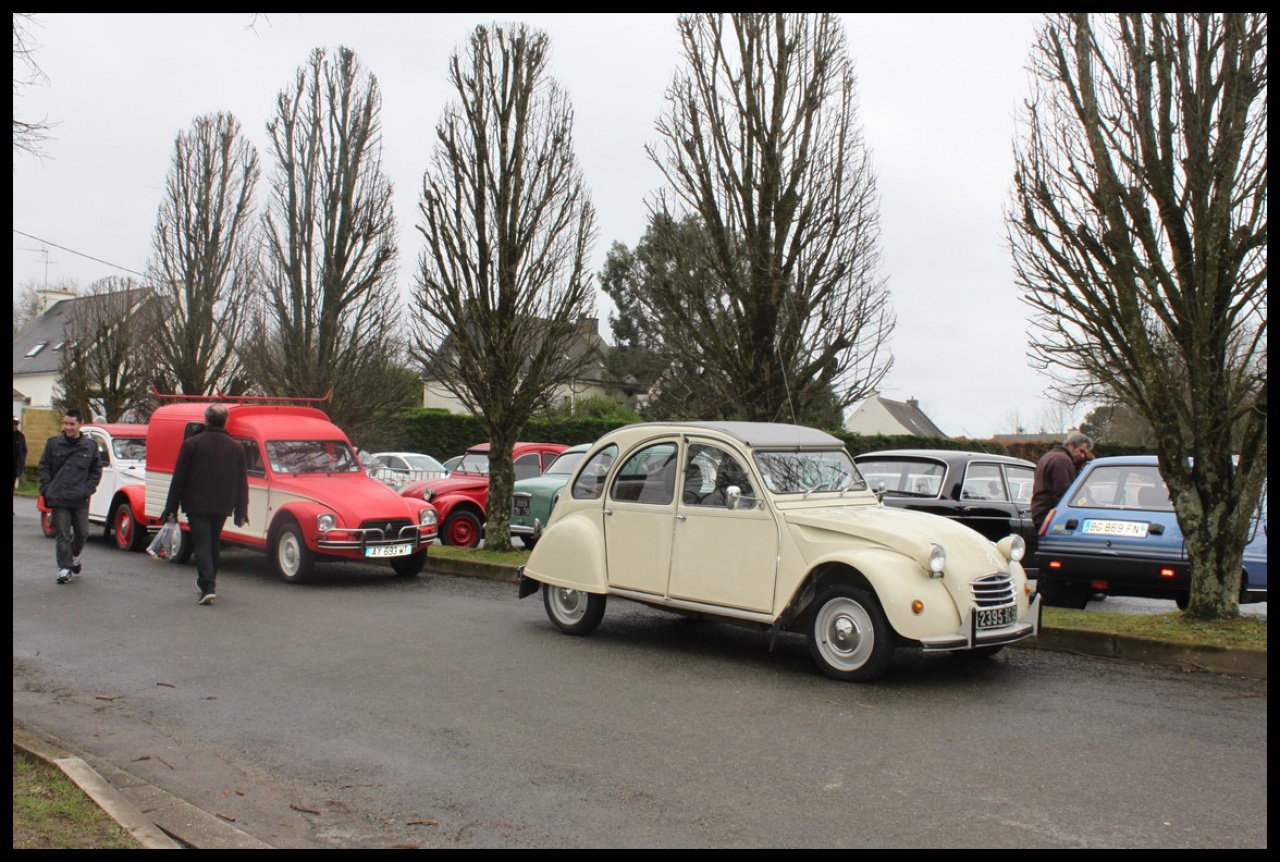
1036, 455, 1267, 609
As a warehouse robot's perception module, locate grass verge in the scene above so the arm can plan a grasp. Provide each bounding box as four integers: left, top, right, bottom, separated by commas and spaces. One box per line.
1041, 606, 1267, 650
12, 752, 142, 849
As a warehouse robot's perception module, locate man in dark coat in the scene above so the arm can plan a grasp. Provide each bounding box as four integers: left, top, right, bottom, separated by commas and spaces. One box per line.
160, 403, 249, 605
1031, 431, 1094, 531
37, 408, 102, 584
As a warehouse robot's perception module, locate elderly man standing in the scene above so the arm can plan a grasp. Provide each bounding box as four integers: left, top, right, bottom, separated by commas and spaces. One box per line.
1031, 430, 1094, 531
37, 408, 102, 584
160, 403, 249, 606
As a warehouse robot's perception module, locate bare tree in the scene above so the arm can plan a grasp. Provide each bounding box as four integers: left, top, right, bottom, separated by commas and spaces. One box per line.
12, 12, 53, 161
250, 46, 416, 442
148, 111, 260, 396
411, 23, 598, 551
644, 13, 894, 424
1009, 13, 1267, 619
55, 277, 159, 421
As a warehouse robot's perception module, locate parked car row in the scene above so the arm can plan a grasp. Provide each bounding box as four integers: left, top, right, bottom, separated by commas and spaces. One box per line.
35, 405, 1264, 681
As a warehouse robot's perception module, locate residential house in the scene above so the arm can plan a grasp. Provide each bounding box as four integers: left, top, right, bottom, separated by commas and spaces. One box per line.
844, 394, 947, 437
422, 317, 641, 413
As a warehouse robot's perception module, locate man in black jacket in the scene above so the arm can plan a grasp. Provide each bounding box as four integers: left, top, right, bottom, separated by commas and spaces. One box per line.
13, 415, 27, 516
37, 409, 103, 584
161, 403, 249, 605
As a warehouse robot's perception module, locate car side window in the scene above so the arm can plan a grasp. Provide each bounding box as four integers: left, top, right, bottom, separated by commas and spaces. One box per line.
1005, 465, 1034, 504
610, 443, 677, 505
682, 443, 757, 509
961, 463, 1008, 501
571, 445, 617, 500
239, 438, 266, 478
515, 453, 542, 481
88, 432, 111, 466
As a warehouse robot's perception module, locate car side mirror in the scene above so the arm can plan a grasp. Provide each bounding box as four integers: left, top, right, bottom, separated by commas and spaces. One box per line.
874, 481, 886, 502
725, 485, 741, 510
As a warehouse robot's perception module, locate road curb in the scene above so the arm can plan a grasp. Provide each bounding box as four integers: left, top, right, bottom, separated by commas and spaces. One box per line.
13, 725, 274, 849
1017, 627, 1268, 679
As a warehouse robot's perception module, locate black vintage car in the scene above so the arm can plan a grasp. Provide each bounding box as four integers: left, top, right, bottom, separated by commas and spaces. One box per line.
853, 449, 1040, 570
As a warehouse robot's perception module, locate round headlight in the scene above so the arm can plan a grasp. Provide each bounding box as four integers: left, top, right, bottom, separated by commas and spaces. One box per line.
422, 488, 436, 503
998, 534, 1026, 562
419, 507, 437, 527
928, 543, 946, 576
316, 513, 336, 532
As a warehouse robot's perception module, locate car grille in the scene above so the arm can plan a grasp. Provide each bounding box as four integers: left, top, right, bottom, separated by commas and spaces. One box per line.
970, 573, 1016, 607
358, 518, 414, 539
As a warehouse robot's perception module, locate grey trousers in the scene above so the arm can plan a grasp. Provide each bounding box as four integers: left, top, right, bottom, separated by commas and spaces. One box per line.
51, 506, 89, 570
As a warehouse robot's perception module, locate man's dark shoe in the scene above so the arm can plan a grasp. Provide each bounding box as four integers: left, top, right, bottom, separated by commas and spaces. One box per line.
198, 592, 217, 605
56, 569, 72, 584
71, 556, 82, 575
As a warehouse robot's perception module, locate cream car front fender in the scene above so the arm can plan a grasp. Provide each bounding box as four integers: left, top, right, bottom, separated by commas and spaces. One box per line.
794, 547, 963, 643
520, 508, 608, 593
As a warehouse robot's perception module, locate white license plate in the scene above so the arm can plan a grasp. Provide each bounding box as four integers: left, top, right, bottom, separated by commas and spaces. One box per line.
976, 605, 1015, 629
365, 543, 413, 558
1082, 519, 1149, 537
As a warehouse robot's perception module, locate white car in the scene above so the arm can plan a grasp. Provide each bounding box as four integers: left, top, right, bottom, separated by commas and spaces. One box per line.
367, 452, 448, 491
518, 422, 1040, 682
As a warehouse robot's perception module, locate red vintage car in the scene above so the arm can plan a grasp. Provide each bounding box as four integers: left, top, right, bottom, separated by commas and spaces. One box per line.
399, 441, 568, 547
145, 397, 438, 582
37, 422, 161, 551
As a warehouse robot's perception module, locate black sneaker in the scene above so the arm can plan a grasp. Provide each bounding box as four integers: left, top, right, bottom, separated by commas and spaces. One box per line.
71, 557, 82, 575
56, 569, 72, 584
198, 592, 217, 605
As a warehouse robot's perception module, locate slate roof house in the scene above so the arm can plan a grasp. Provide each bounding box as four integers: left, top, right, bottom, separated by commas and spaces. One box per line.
844, 394, 947, 437
12, 287, 153, 413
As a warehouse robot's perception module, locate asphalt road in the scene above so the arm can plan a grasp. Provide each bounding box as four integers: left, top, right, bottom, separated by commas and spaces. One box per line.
12, 499, 1268, 848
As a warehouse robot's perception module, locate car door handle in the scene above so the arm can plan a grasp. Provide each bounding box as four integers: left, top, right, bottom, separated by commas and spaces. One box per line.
603, 509, 613, 517
675, 514, 687, 521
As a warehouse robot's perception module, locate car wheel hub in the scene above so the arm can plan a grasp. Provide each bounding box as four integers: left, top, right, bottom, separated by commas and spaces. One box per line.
817, 598, 873, 670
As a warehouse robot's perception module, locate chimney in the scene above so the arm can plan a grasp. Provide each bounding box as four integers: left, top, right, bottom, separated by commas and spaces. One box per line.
907, 397, 919, 410
37, 288, 77, 314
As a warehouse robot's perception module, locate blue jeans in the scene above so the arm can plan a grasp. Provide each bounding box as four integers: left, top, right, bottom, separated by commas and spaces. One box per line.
187, 513, 228, 595
51, 506, 89, 570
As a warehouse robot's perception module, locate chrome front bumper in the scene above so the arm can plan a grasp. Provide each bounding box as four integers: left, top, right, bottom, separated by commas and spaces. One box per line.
919, 593, 1042, 651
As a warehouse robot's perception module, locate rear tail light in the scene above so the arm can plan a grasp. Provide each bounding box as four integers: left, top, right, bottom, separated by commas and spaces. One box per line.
1159, 568, 1176, 579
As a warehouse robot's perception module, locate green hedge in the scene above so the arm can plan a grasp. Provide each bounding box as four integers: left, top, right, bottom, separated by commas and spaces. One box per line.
381, 409, 1151, 465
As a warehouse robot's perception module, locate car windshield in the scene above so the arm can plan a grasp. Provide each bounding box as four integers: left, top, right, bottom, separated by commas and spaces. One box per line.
265, 440, 363, 475
545, 450, 585, 476
1070, 464, 1174, 511
112, 437, 146, 462
454, 451, 490, 474
754, 449, 865, 495
403, 454, 444, 471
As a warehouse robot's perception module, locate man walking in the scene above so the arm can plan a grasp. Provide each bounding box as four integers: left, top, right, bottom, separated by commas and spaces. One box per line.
160, 403, 249, 606
1031, 430, 1094, 531
37, 408, 102, 584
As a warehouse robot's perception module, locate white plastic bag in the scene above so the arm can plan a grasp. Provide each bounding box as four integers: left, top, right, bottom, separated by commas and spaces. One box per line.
147, 521, 180, 561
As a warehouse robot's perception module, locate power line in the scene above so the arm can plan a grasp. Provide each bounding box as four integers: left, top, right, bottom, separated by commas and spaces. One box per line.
12, 228, 147, 279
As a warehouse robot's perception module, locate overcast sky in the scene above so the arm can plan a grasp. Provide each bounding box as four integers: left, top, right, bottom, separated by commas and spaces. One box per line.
11, 12, 1081, 438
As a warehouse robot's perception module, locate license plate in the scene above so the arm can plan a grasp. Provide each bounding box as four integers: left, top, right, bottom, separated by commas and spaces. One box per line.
365, 543, 412, 558
976, 605, 1015, 629
514, 497, 530, 516
1082, 519, 1149, 537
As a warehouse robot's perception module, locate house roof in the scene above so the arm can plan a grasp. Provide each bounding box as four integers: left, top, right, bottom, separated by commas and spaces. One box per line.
12, 288, 153, 377
848, 395, 947, 438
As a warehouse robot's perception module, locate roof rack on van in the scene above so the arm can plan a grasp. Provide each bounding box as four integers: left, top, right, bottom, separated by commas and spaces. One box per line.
150, 386, 333, 405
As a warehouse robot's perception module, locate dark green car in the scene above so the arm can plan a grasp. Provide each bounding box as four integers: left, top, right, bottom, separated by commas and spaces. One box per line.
510, 443, 592, 549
